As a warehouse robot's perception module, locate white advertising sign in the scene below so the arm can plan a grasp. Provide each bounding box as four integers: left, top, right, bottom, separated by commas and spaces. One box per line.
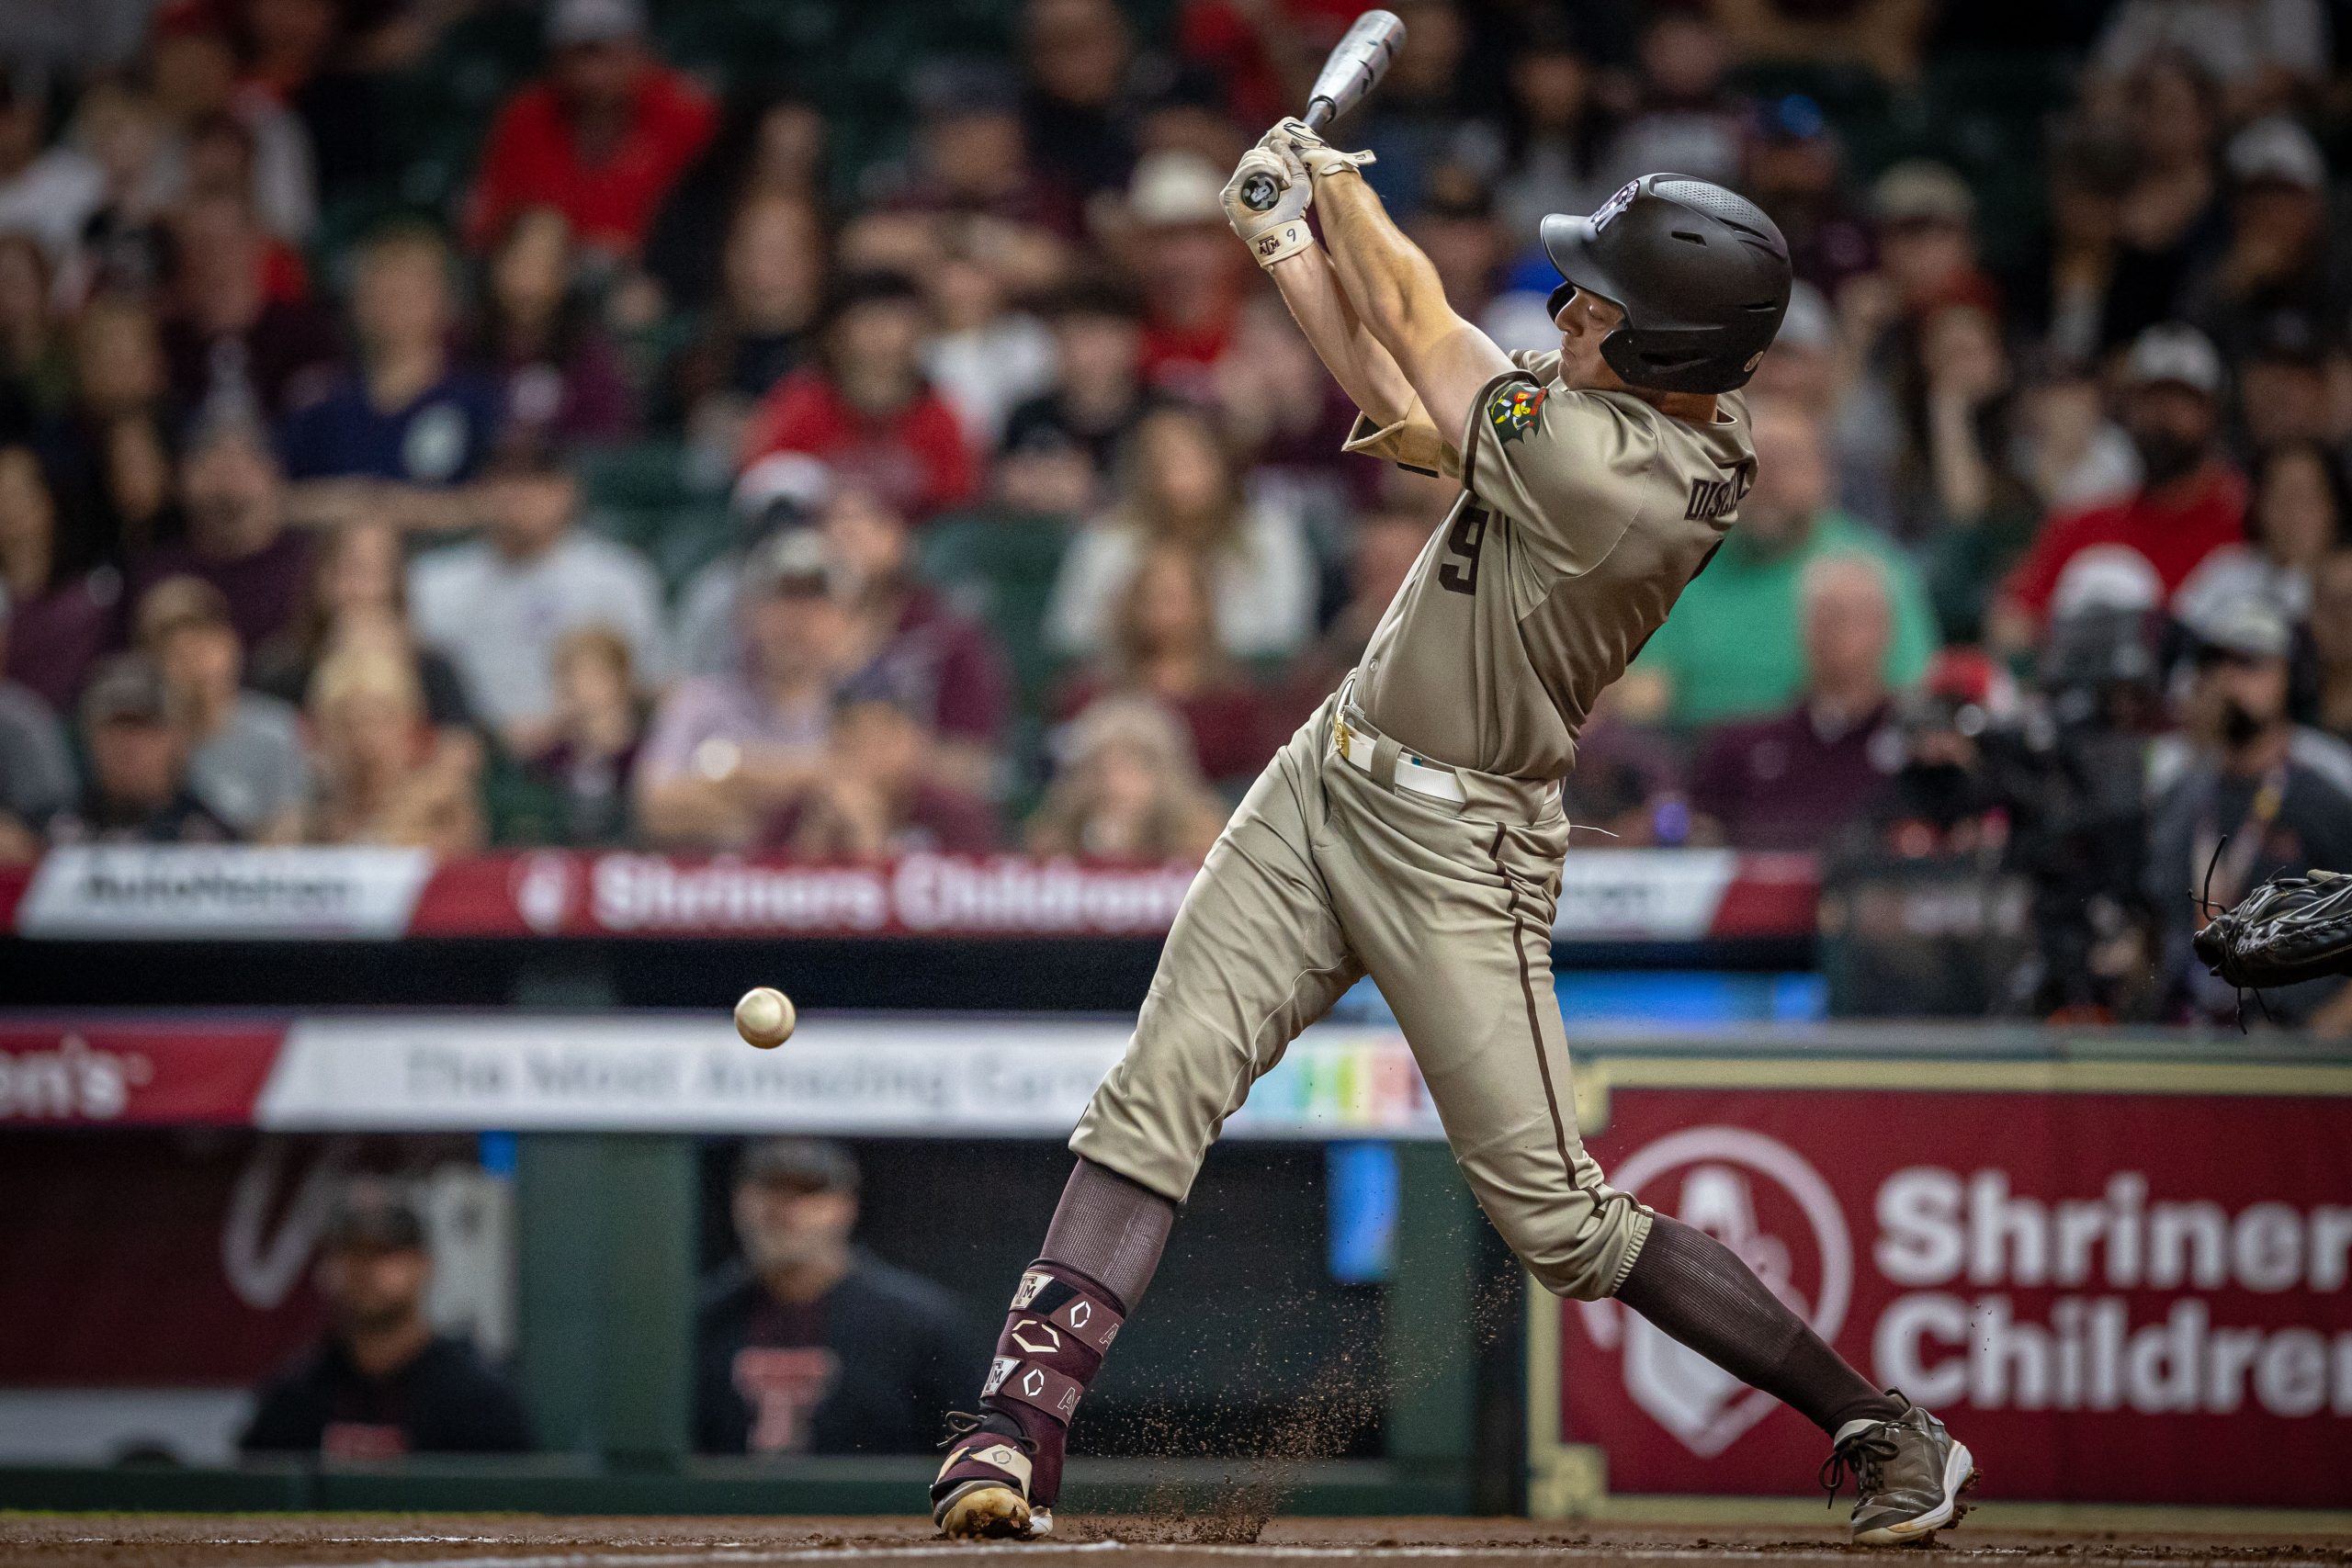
17, 846, 433, 940
254, 1016, 1446, 1138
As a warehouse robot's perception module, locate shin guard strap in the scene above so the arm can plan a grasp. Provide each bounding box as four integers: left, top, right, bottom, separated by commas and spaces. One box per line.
982, 1357, 1082, 1424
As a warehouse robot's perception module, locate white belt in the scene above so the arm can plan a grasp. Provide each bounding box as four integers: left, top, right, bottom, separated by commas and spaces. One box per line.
1332, 709, 1467, 806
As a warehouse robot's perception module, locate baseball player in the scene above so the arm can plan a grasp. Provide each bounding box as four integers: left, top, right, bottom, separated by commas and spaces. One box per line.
932, 125, 1977, 1544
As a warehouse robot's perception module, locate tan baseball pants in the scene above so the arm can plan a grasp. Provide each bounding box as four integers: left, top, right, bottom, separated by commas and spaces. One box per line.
1069, 689, 1653, 1301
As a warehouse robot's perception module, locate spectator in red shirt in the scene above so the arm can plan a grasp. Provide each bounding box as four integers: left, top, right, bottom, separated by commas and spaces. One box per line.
739, 273, 977, 522
1992, 323, 2245, 651
768, 677, 1001, 857
464, 0, 717, 260
1120, 152, 1246, 398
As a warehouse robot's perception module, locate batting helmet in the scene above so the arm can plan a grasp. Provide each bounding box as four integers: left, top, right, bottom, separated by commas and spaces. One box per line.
1541, 175, 1793, 394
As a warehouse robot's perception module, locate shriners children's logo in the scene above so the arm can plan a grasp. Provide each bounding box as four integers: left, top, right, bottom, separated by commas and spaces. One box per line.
1489, 382, 1546, 444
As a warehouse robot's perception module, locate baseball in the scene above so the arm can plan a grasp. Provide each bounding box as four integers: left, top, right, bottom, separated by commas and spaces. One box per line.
733, 986, 797, 1049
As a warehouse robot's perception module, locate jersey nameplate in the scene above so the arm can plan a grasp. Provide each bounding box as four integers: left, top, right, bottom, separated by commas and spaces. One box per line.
1684, 457, 1756, 522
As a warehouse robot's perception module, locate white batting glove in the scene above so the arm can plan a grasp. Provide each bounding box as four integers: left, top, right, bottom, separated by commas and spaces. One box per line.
1274, 116, 1375, 182
1222, 144, 1315, 267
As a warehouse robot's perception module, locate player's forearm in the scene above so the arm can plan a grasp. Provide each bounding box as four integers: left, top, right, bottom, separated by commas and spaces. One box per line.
1313, 169, 1457, 369
1266, 243, 1415, 429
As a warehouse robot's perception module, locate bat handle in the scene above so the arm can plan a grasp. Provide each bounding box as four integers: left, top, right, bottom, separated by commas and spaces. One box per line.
1239, 97, 1340, 213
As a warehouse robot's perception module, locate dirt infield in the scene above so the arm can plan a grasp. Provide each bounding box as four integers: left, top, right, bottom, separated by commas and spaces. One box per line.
8, 1516, 2352, 1568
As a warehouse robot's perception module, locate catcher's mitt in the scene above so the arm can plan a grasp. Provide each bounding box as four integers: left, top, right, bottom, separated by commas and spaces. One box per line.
2193, 869, 2352, 989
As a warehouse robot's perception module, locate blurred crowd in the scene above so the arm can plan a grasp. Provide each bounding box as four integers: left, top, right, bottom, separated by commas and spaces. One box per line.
2, 0, 2351, 1022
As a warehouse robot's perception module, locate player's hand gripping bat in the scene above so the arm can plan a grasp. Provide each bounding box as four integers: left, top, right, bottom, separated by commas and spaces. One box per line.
1238, 9, 1407, 212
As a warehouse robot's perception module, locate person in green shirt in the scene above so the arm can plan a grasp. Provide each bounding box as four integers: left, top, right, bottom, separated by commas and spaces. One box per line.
1623, 398, 1938, 730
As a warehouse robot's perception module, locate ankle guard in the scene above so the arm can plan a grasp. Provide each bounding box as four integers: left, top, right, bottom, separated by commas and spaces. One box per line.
974, 1262, 1125, 1507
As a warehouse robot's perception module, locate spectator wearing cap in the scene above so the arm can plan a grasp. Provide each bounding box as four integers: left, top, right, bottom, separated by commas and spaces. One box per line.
695, 1138, 979, 1455
771, 676, 1001, 856
406, 440, 665, 754
0, 442, 120, 715
2145, 597, 2352, 1032
1027, 694, 1226, 862
1740, 94, 1872, 301
43, 653, 236, 844
129, 409, 311, 655
1623, 399, 1936, 730
738, 273, 977, 523
821, 485, 1011, 796
1690, 555, 1904, 852
1120, 151, 1249, 396
464, 0, 717, 258
2182, 117, 2350, 362
1864, 161, 2000, 325
284, 642, 484, 853
161, 191, 344, 423
279, 225, 505, 502
137, 575, 310, 838
1993, 323, 2245, 651
243, 1186, 533, 1458
0, 70, 106, 265
636, 528, 848, 849
673, 453, 831, 680
0, 582, 74, 862
2176, 438, 2347, 630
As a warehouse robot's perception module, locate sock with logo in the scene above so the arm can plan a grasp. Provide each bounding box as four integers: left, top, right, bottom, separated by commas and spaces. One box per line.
958, 1159, 1175, 1509
1613, 1214, 1900, 1437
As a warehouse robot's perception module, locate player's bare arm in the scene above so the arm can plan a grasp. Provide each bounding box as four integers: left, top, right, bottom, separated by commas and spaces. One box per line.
1284, 126, 1510, 447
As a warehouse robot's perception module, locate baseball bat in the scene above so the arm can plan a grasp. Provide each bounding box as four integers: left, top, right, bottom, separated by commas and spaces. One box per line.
1238, 9, 1407, 212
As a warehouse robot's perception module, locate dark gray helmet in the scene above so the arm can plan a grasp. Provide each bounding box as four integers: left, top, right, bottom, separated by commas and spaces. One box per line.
1541, 175, 1792, 394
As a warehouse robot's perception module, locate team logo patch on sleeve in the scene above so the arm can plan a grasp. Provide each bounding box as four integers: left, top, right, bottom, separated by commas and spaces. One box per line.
1488, 382, 1546, 445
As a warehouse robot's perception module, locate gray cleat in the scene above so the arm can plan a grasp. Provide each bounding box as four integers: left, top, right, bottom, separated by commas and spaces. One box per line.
1822, 1396, 1978, 1546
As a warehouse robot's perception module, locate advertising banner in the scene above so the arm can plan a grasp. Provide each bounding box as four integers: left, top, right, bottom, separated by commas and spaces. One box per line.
1538, 1078, 2352, 1508
0, 849, 1821, 943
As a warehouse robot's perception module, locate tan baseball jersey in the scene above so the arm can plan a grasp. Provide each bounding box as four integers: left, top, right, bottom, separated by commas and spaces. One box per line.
1342, 351, 1756, 780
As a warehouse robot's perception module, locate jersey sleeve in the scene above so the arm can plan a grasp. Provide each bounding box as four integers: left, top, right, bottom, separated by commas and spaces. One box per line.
1339, 393, 1456, 478
1460, 374, 1657, 572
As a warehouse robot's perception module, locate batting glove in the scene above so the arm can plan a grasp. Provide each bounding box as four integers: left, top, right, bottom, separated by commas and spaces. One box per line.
1274, 117, 1376, 182
1222, 144, 1315, 267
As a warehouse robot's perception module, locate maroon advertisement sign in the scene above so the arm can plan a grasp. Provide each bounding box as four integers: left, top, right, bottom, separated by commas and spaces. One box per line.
0, 1022, 285, 1125
1556, 1088, 2352, 1507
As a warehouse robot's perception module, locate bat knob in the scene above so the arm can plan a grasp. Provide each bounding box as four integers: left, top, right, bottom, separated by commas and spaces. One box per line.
1240, 172, 1280, 212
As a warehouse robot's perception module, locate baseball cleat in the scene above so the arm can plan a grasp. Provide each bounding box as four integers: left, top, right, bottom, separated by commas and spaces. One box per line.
1822, 1397, 1977, 1546
933, 1417, 1052, 1540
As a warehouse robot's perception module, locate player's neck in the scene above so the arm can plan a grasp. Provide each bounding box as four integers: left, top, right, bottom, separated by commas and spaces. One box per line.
1635, 387, 1719, 425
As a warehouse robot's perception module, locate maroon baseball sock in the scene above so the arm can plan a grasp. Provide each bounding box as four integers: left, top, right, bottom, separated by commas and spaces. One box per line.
961, 1159, 1175, 1508
1614, 1214, 1900, 1437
